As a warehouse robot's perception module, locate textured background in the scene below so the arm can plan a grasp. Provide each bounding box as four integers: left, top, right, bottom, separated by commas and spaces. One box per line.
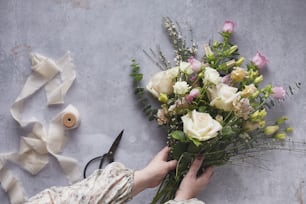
1, 0, 306, 203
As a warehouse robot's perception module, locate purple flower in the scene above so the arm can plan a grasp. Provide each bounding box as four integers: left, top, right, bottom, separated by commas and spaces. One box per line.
271, 86, 286, 100
188, 72, 198, 82
188, 57, 202, 73
221, 74, 233, 85
252, 51, 268, 69
223, 20, 235, 33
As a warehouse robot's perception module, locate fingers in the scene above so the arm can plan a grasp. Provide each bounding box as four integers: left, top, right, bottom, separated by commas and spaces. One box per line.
156, 146, 170, 161
187, 156, 204, 177
167, 160, 178, 171
198, 166, 214, 184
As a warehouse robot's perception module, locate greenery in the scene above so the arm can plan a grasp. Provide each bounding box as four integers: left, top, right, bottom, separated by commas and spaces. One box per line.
130, 18, 301, 203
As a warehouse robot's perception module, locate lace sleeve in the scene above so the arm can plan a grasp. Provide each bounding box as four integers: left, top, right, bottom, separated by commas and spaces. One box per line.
25, 162, 134, 204
164, 198, 205, 204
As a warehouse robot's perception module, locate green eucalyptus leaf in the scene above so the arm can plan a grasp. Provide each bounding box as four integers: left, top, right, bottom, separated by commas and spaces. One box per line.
198, 106, 207, 112
170, 130, 186, 142
222, 126, 235, 137
186, 135, 202, 147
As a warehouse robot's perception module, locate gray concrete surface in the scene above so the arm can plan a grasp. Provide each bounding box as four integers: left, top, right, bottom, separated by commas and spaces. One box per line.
1, 0, 306, 203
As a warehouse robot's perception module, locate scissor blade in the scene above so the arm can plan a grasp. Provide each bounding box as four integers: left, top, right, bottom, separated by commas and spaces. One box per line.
107, 129, 124, 158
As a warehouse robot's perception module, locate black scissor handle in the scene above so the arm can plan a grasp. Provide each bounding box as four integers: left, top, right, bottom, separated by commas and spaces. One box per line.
83, 154, 106, 178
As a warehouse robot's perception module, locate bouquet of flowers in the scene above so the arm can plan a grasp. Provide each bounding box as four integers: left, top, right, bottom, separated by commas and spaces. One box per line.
130, 18, 300, 203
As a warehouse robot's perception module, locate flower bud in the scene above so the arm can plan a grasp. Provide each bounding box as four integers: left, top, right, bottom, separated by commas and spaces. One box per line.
158, 93, 168, 103
228, 45, 238, 55
248, 69, 259, 80
275, 132, 286, 140
215, 114, 223, 123
259, 120, 266, 128
204, 44, 214, 58
226, 60, 236, 69
189, 88, 200, 98
271, 86, 286, 100
250, 110, 259, 121
264, 125, 279, 136
252, 51, 268, 69
259, 109, 267, 118
213, 41, 219, 48
252, 90, 260, 98
285, 127, 294, 133
223, 20, 235, 33
239, 132, 251, 141
188, 57, 202, 73
235, 57, 245, 66
276, 116, 288, 125
198, 72, 204, 78
254, 75, 263, 84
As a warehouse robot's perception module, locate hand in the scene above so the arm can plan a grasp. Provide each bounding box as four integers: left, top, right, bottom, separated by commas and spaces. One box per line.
175, 157, 214, 201
132, 146, 177, 196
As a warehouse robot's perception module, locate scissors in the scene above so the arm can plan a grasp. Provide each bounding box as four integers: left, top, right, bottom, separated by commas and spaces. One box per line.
83, 129, 124, 178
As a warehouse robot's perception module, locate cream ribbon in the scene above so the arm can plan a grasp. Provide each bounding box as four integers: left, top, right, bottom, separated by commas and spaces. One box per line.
0, 52, 81, 204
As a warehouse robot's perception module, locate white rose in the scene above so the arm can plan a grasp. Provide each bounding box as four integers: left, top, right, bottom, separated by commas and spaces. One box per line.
179, 61, 193, 75
204, 67, 221, 85
181, 110, 222, 141
173, 81, 190, 95
208, 83, 240, 111
146, 67, 179, 98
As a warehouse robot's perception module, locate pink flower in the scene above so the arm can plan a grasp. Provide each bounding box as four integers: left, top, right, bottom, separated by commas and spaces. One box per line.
190, 88, 200, 98
252, 52, 268, 69
188, 57, 202, 73
186, 88, 200, 103
271, 86, 286, 100
223, 20, 235, 33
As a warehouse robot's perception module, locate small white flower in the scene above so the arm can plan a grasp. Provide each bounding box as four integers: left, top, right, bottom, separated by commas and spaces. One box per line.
173, 81, 190, 95
179, 61, 193, 75
203, 67, 221, 85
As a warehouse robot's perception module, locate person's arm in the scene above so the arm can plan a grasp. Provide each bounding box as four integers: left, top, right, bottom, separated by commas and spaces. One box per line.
165, 157, 214, 204
25, 146, 177, 204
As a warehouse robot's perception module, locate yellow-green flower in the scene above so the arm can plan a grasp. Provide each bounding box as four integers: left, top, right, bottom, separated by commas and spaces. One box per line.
250, 109, 267, 122
228, 45, 238, 54
158, 93, 168, 103
275, 132, 286, 140
248, 69, 259, 80
276, 116, 288, 125
264, 125, 279, 136
235, 57, 245, 66
204, 44, 214, 58
254, 75, 263, 84
259, 120, 266, 128
226, 60, 236, 69
285, 127, 294, 133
